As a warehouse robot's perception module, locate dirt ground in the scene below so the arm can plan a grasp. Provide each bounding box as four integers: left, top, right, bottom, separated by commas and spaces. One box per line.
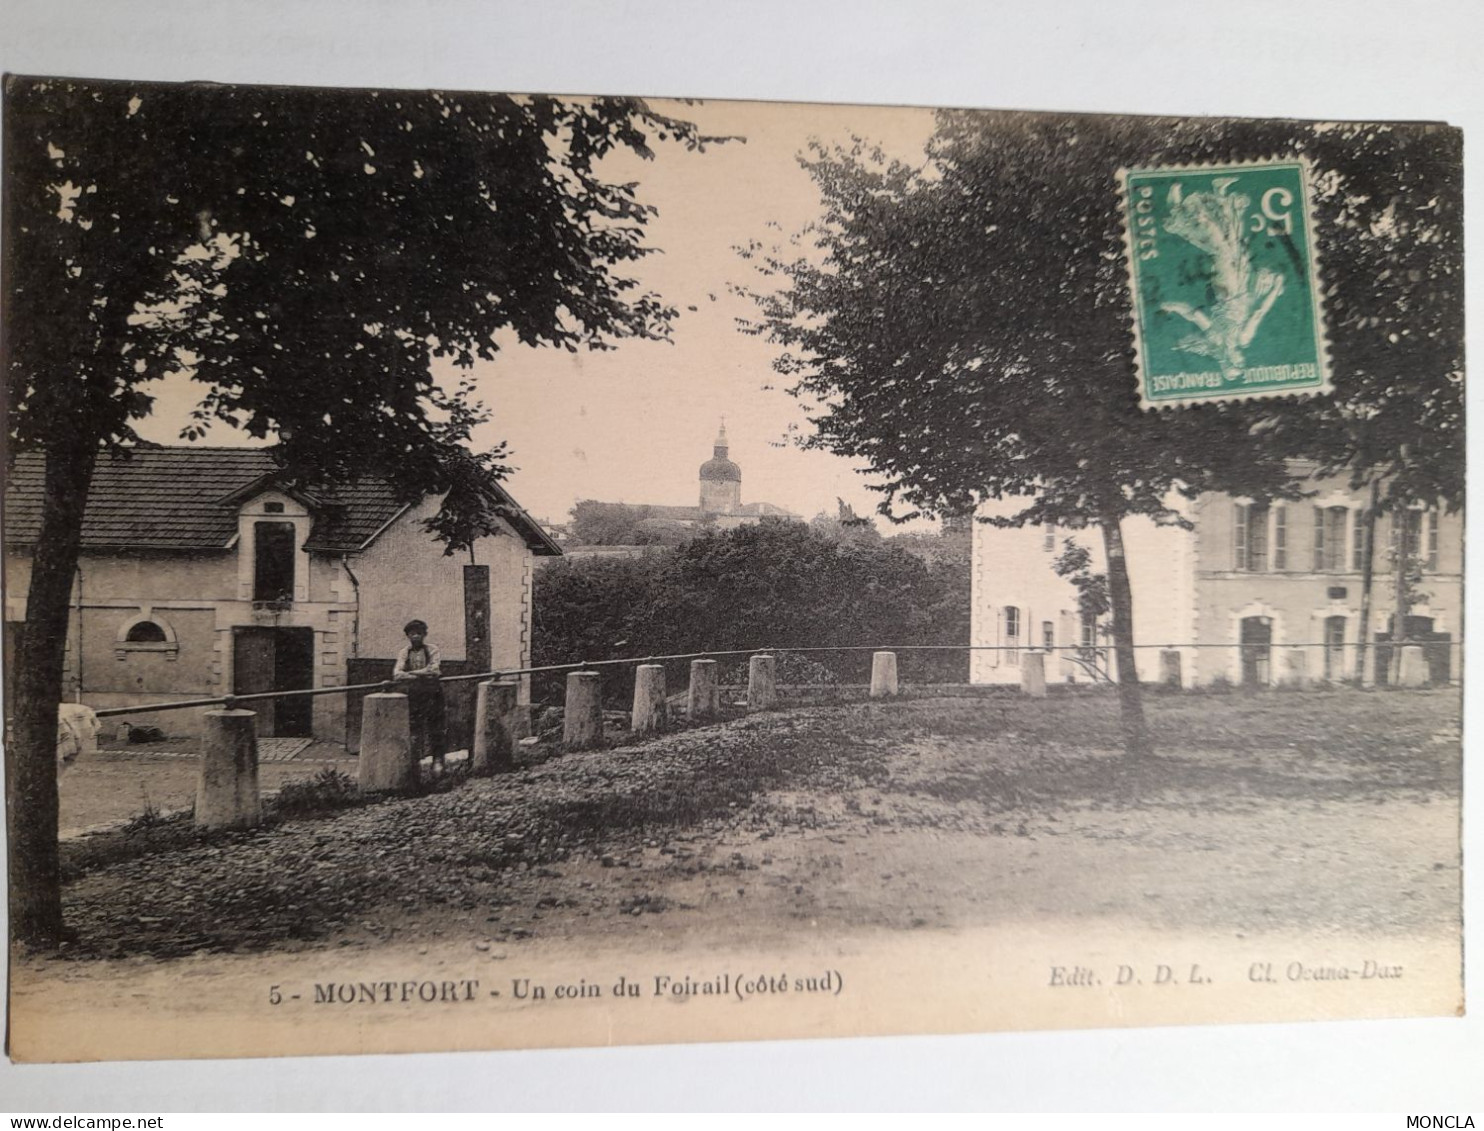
10, 687, 1464, 1061
58, 741, 358, 836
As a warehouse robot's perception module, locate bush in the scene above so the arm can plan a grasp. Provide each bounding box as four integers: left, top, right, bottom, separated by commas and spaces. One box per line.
533, 521, 971, 697
775, 652, 842, 686
531, 553, 666, 702
272, 769, 362, 816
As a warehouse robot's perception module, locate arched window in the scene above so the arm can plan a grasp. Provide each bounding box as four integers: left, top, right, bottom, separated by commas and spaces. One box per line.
124, 620, 167, 644
115, 612, 178, 660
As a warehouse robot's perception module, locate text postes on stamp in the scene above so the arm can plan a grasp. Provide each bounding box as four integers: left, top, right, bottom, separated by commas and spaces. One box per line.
1120, 158, 1331, 409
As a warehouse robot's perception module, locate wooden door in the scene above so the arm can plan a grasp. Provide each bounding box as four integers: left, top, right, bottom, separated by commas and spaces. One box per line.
233, 627, 278, 735
273, 628, 315, 737
233, 627, 314, 737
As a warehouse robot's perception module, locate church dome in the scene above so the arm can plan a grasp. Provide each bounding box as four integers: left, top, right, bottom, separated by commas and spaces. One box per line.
699, 455, 741, 482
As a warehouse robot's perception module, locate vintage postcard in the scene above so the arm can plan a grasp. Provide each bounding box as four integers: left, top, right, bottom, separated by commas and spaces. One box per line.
2, 77, 1463, 1063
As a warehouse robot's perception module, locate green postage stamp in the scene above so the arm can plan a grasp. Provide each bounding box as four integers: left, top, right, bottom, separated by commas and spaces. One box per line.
1120, 158, 1331, 409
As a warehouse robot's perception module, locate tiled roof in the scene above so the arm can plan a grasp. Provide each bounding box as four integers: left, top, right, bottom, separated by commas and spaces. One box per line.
4, 448, 560, 556
734, 501, 801, 518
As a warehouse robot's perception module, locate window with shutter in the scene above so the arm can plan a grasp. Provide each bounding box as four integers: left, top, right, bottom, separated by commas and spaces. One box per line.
1314, 507, 1346, 572
1235, 503, 1268, 570
1248, 503, 1269, 571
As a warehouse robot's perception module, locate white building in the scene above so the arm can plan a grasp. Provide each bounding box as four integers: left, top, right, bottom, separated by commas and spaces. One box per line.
971, 472, 1461, 689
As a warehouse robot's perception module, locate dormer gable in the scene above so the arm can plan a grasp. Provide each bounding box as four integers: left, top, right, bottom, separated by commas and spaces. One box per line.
234, 488, 312, 604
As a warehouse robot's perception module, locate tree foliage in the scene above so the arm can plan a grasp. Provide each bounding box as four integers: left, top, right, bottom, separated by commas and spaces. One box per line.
808, 508, 881, 545
568, 500, 703, 546
1052, 539, 1111, 627
531, 551, 669, 699
1263, 123, 1463, 512
744, 112, 1392, 530
3, 75, 718, 943
7, 77, 719, 490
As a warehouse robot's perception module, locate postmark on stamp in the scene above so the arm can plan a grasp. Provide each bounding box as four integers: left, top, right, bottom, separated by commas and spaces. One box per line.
1119, 158, 1331, 409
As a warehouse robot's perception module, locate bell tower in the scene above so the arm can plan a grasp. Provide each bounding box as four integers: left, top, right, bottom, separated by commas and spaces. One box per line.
698, 421, 742, 514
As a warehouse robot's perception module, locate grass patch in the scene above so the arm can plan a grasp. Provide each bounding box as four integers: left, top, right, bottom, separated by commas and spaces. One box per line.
118, 793, 172, 835
271, 769, 363, 817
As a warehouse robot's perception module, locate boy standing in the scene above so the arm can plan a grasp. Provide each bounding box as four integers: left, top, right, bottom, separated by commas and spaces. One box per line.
393, 619, 446, 774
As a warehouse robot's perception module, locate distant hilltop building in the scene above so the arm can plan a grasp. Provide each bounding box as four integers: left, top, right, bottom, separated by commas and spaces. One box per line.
549, 424, 802, 560
599, 424, 800, 527
686, 422, 800, 528
698, 422, 743, 514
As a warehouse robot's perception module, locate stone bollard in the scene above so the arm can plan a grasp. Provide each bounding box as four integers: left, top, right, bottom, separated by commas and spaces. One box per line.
1284, 648, 1309, 689
563, 671, 605, 750
748, 654, 777, 711
1159, 649, 1183, 689
870, 651, 899, 698
471, 679, 521, 775
1020, 651, 1047, 698
631, 664, 668, 738
1397, 644, 1429, 688
359, 692, 417, 793
688, 659, 720, 722
196, 709, 262, 829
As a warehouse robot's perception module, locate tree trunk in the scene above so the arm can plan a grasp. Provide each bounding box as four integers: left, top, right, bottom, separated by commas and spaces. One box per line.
1353, 479, 1379, 688
6, 438, 97, 946
1100, 512, 1151, 757
1390, 507, 1412, 684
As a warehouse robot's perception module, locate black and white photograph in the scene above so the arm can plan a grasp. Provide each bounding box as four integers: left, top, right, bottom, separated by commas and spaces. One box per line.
0, 0, 1479, 1113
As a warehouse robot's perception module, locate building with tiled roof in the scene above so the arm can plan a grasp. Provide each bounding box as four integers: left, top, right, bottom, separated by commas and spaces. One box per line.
4, 447, 559, 745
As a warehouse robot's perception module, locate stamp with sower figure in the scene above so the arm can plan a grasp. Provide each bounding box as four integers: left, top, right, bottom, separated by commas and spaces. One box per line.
1120, 159, 1332, 409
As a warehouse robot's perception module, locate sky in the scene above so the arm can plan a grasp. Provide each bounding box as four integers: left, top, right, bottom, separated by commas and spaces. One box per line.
137, 96, 940, 530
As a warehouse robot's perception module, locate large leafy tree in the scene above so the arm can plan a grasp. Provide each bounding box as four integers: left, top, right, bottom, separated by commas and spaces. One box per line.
745, 110, 1460, 754
4, 76, 716, 944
